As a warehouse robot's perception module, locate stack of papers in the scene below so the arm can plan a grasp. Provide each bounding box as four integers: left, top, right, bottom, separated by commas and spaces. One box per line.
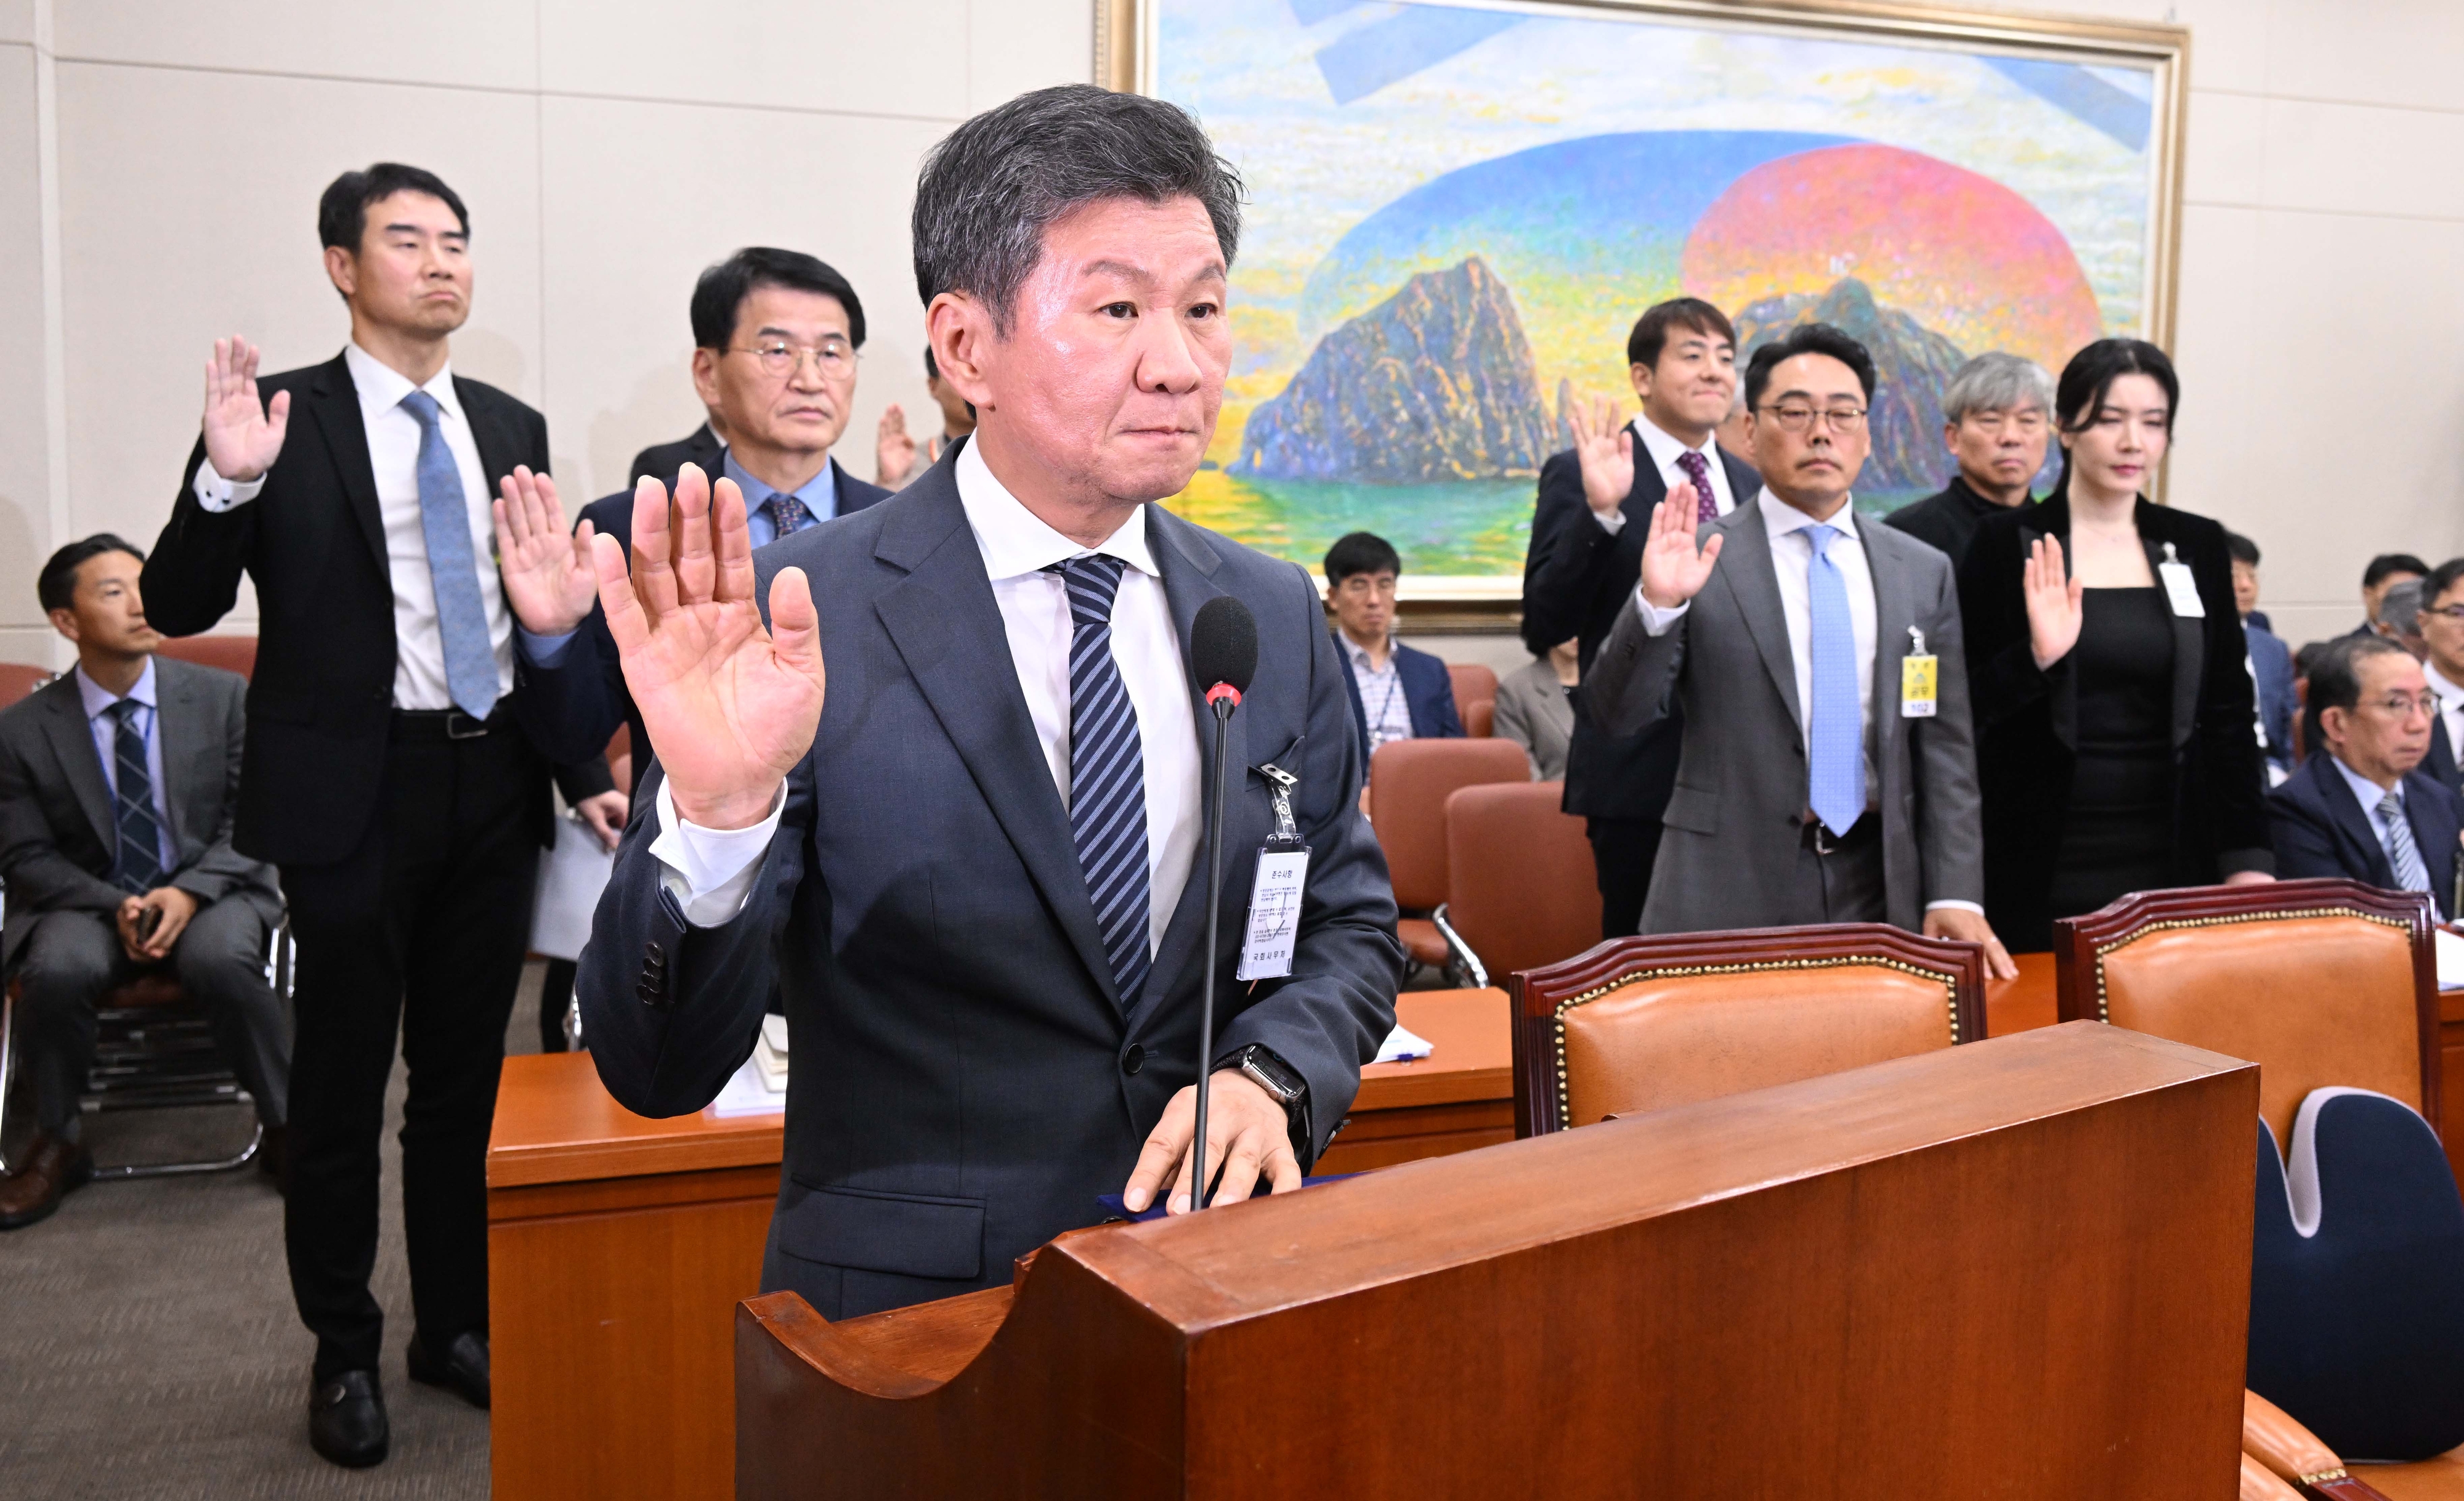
753, 1014, 789, 1091
1374, 1022, 1434, 1064
706, 1016, 789, 1119
2436, 927, 2464, 992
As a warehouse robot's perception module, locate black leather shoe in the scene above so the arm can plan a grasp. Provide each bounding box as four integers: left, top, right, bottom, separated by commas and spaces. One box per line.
307, 1369, 388, 1468
407, 1330, 490, 1409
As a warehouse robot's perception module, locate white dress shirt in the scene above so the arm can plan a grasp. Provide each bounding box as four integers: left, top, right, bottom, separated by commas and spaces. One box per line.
75, 659, 177, 874
2427, 660, 2464, 769
195, 342, 515, 709
1592, 415, 1741, 535
652, 439, 1205, 951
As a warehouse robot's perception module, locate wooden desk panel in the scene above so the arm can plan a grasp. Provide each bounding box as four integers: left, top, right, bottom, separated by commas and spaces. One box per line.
2444, 993, 2464, 1190
1321, 988, 1514, 1173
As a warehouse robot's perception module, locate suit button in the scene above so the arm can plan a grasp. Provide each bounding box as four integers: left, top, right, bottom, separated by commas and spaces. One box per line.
1121, 1045, 1145, 1076
645, 940, 665, 962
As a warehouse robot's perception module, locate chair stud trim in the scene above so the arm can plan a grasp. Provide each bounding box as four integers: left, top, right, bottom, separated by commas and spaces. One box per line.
1547, 955, 1960, 1133
2089, 906, 2411, 1024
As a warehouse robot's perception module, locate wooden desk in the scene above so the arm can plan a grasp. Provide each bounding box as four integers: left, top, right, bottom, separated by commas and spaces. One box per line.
1988, 951, 2059, 1038
485, 988, 1517, 1500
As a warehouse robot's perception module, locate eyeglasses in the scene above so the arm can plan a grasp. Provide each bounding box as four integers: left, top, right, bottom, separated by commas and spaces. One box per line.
1962, 409, 2046, 436
2363, 693, 2441, 718
2420, 604, 2464, 624
732, 339, 858, 380
1759, 404, 1867, 434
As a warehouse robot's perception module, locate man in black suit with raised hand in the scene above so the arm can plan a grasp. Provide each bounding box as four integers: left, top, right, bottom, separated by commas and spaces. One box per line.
1520, 298, 1760, 937
142, 162, 596, 1468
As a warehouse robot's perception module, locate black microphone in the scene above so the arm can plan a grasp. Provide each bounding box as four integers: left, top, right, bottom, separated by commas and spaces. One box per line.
1187, 596, 1257, 1210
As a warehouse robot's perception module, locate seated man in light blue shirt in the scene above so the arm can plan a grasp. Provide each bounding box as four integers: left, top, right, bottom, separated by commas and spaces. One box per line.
2269, 634, 2464, 916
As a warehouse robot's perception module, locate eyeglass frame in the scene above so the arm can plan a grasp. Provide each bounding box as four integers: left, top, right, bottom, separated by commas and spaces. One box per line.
729, 338, 860, 381
2355, 691, 2441, 718
2417, 603, 2464, 624
1756, 402, 1869, 434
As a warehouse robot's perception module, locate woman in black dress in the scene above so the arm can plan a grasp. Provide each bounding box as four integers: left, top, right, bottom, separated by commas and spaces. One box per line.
1956, 340, 2274, 952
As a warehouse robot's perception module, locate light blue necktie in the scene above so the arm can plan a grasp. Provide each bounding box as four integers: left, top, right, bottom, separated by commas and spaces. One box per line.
399, 389, 499, 720
1804, 523, 1865, 836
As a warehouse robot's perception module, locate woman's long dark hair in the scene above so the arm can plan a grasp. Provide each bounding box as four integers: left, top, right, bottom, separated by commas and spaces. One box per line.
2052, 337, 2179, 498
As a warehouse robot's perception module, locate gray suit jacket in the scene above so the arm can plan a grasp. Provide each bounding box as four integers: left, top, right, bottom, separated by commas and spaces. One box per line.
1582, 494, 1985, 934
571, 442, 1403, 1320
0, 658, 283, 967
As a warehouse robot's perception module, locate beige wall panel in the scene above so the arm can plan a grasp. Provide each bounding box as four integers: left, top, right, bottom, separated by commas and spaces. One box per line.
2265, 0, 2464, 113
54, 0, 538, 91
2180, 87, 2261, 206
0, 43, 47, 636
2166, 0, 2266, 92
2161, 202, 2261, 527
967, 0, 1095, 113
0, 1, 31, 46
538, 0, 965, 121
537, 94, 949, 502
2261, 97, 2464, 221
53, 62, 543, 621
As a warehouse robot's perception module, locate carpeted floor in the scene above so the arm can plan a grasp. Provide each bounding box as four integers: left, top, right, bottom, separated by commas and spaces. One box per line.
0, 962, 554, 1499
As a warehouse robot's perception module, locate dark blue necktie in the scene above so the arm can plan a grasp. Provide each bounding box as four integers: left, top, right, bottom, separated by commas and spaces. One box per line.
399, 389, 499, 720
106, 699, 164, 894
1047, 555, 1151, 1004
760, 493, 815, 539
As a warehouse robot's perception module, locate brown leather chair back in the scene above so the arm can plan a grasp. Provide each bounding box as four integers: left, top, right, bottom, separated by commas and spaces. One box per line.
2054, 880, 2441, 1153
1446, 662, 1498, 723
0, 662, 52, 709
1510, 925, 1985, 1136
605, 725, 633, 797
1462, 699, 1494, 739
1442, 781, 1595, 982
156, 634, 257, 680
1368, 738, 1530, 911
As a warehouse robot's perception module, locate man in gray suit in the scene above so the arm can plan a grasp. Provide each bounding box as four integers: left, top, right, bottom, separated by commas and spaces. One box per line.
1584, 324, 2012, 977
495, 86, 1401, 1319
0, 535, 288, 1227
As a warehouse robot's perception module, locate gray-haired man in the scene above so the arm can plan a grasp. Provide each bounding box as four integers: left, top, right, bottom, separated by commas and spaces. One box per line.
1884, 351, 2054, 567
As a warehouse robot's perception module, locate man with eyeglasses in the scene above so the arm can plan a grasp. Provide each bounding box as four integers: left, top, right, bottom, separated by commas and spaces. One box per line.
1883, 351, 2053, 568
2409, 558, 2464, 802
493, 247, 891, 797
2269, 634, 2463, 917
1581, 322, 2009, 974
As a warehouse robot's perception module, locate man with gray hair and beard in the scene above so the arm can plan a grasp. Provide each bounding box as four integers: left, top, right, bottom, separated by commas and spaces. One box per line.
495, 84, 1401, 1319
1884, 351, 2054, 567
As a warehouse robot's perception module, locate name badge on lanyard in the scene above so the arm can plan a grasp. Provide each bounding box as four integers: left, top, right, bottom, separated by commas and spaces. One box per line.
1900, 625, 1939, 719
1236, 763, 1311, 982
2157, 542, 2205, 618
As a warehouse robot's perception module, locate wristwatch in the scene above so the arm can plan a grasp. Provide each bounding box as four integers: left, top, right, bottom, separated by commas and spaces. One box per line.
1223, 1044, 1313, 1167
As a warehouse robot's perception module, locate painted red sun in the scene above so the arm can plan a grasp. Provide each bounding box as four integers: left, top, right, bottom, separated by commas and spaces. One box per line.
1681, 144, 2106, 374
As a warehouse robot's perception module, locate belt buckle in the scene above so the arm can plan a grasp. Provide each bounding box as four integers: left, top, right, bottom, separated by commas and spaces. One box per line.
445, 710, 490, 740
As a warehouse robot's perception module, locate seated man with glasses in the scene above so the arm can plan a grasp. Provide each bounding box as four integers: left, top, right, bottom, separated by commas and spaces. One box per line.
1883, 351, 2053, 568
2269, 634, 2464, 916
1580, 322, 2011, 974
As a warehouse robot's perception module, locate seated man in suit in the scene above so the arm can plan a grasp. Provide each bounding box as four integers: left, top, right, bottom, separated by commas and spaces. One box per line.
2416, 557, 2464, 800
498, 246, 892, 797
2231, 532, 2297, 784
0, 536, 289, 1227
1882, 351, 2052, 569
500, 84, 1400, 1318
2269, 635, 2463, 915
1581, 322, 2014, 977
1325, 531, 1462, 767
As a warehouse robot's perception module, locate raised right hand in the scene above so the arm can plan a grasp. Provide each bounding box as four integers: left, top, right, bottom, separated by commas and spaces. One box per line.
593, 463, 825, 830
1637, 481, 1722, 610
1567, 394, 1635, 520
2024, 535, 2085, 670
201, 337, 291, 483
875, 404, 917, 489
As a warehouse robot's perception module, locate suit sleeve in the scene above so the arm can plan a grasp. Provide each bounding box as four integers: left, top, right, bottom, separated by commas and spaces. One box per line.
1212, 563, 1403, 1164
1577, 591, 1685, 742
553, 754, 616, 804
1489, 680, 1542, 775
1911, 553, 1987, 907
142, 436, 254, 638
1520, 453, 1619, 656
2264, 782, 2348, 882
2187, 524, 2274, 874
167, 673, 277, 907
0, 730, 126, 918
511, 499, 634, 766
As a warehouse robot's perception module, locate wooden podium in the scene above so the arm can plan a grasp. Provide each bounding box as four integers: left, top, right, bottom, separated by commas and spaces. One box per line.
737, 1022, 2258, 1498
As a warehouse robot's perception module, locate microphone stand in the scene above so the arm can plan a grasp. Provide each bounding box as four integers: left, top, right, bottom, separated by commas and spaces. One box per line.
1190, 688, 1238, 1209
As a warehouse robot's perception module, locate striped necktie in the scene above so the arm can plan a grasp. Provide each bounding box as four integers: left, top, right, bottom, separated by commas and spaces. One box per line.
105, 699, 164, 894
1047, 555, 1151, 1004
2377, 789, 2431, 900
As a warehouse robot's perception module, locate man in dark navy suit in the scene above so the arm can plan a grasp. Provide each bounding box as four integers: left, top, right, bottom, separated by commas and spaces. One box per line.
2413, 558, 2464, 803
498, 248, 889, 794
2271, 635, 2464, 915
1324, 531, 1462, 766
500, 86, 1400, 1320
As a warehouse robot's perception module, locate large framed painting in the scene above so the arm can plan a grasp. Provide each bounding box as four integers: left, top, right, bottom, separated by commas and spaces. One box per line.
1100, 0, 2188, 609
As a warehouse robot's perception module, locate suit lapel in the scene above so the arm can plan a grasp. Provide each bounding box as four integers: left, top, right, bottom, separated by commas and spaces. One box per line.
38, 678, 116, 855
1139, 510, 1241, 1022
2399, 776, 2457, 914
2431, 717, 2461, 795
1719, 497, 1804, 732
153, 662, 206, 858
2317, 763, 2395, 885
2138, 510, 2202, 749
1863, 523, 1911, 762
306, 355, 387, 576
869, 476, 1124, 1012
457, 378, 521, 492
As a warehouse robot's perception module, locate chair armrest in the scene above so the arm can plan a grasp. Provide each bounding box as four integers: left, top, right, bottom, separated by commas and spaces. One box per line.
1430, 903, 1488, 990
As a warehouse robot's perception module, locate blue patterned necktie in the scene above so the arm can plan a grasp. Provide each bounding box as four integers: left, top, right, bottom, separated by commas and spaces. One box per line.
1804, 523, 1865, 836
105, 699, 164, 894
399, 389, 498, 720
760, 493, 815, 539
1047, 555, 1151, 1004
2378, 790, 2431, 900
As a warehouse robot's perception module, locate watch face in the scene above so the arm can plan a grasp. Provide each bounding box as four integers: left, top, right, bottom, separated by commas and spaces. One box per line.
1242, 1049, 1303, 1102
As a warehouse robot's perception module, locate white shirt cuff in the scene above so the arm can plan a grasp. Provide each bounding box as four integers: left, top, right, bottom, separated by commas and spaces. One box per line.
1923, 900, 1986, 915
1632, 588, 1689, 637
193, 459, 265, 513
1592, 506, 1627, 535
649, 778, 787, 927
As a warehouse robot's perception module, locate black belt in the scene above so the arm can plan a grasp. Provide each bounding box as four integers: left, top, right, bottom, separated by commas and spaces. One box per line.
1801, 812, 1878, 855
391, 706, 511, 741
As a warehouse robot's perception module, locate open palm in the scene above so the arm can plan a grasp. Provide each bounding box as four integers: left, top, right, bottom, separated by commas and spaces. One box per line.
1637, 482, 1722, 609
201, 337, 291, 483
1567, 394, 1635, 519
2023, 535, 2084, 670
493, 466, 598, 635
594, 465, 825, 829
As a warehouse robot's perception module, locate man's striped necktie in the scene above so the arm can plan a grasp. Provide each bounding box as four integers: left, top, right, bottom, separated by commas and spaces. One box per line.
1047, 555, 1151, 1004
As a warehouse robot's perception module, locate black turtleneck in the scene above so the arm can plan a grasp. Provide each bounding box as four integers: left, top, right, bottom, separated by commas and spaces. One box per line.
1882, 474, 2031, 569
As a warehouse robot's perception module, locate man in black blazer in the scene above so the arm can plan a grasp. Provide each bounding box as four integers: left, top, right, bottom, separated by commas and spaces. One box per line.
2412, 558, 2464, 802
629, 417, 723, 487
519, 86, 1400, 1320
501, 248, 891, 795
1882, 351, 2053, 569
140, 163, 584, 1468
1520, 298, 1759, 937
0, 537, 288, 1228
2270, 636, 2463, 916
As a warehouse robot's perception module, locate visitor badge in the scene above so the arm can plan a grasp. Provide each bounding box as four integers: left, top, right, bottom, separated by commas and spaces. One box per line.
1236, 846, 1311, 980
2158, 542, 2205, 618
1900, 627, 1938, 719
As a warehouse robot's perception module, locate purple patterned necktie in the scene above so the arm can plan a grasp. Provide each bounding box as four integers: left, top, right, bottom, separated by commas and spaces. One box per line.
1675, 449, 1717, 524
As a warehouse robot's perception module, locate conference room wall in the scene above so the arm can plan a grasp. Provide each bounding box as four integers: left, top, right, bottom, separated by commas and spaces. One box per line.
0, 0, 2456, 668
